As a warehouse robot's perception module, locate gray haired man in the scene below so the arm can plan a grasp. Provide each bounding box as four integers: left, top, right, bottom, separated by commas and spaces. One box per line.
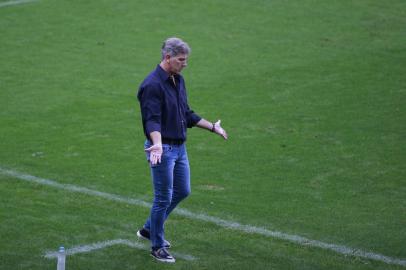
136, 37, 227, 263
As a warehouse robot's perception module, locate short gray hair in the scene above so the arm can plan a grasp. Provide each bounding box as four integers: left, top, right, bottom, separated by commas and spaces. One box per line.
161, 37, 191, 59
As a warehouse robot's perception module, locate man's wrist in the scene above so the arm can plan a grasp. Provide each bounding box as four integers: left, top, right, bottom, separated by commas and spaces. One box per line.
211, 123, 216, 133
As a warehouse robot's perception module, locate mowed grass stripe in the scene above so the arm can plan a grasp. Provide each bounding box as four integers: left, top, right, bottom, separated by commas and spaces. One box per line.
0, 0, 37, 8
1, 167, 405, 267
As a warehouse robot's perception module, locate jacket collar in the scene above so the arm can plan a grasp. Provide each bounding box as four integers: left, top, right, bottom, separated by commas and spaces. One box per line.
156, 64, 180, 82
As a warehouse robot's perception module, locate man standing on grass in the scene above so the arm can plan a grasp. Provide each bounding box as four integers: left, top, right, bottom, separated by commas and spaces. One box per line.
136, 37, 228, 263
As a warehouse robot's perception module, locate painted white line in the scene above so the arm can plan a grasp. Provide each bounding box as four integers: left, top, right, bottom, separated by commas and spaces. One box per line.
0, 0, 37, 8
44, 239, 197, 261
1, 167, 405, 266
0, 167, 152, 208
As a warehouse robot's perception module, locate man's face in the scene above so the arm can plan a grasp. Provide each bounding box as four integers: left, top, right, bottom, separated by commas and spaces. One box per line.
168, 54, 188, 74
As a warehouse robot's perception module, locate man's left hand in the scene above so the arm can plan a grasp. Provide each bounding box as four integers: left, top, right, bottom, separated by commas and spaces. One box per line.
213, 120, 228, 140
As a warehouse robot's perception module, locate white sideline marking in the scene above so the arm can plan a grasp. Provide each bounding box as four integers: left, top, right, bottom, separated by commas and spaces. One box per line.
1, 167, 405, 267
0, 0, 37, 8
44, 239, 197, 261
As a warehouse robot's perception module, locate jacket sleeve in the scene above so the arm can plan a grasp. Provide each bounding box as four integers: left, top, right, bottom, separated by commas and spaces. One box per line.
139, 83, 162, 135
185, 104, 201, 128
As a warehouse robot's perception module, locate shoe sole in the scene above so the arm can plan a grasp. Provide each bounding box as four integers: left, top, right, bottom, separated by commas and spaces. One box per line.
137, 230, 171, 248
137, 230, 149, 241
150, 253, 175, 263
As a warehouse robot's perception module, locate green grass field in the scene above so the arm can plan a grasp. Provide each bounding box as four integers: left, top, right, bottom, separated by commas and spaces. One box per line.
1, 0, 405, 269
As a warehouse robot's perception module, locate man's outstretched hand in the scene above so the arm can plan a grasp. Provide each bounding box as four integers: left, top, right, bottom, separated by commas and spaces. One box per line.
213, 120, 228, 140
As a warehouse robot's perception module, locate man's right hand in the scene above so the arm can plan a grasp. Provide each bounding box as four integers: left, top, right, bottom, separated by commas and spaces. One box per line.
145, 143, 163, 165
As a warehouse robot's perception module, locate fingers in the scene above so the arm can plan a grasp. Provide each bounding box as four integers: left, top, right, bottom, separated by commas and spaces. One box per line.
145, 145, 159, 152
214, 119, 228, 140
222, 129, 228, 140
144, 143, 162, 152
219, 128, 228, 140
150, 153, 156, 165
149, 151, 162, 165
144, 144, 163, 165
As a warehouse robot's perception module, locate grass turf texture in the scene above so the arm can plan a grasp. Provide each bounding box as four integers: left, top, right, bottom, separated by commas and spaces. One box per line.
0, 0, 405, 269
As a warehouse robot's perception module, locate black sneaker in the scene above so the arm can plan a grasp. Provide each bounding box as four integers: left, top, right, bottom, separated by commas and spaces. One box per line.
137, 228, 171, 248
150, 247, 175, 263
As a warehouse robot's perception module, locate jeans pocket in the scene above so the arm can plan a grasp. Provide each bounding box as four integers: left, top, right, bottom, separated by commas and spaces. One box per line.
162, 144, 172, 153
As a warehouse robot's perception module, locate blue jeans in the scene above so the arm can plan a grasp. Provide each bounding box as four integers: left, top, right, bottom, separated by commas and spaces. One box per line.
143, 140, 191, 249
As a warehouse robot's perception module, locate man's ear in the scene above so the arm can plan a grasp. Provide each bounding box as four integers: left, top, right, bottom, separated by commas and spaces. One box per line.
165, 54, 171, 63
